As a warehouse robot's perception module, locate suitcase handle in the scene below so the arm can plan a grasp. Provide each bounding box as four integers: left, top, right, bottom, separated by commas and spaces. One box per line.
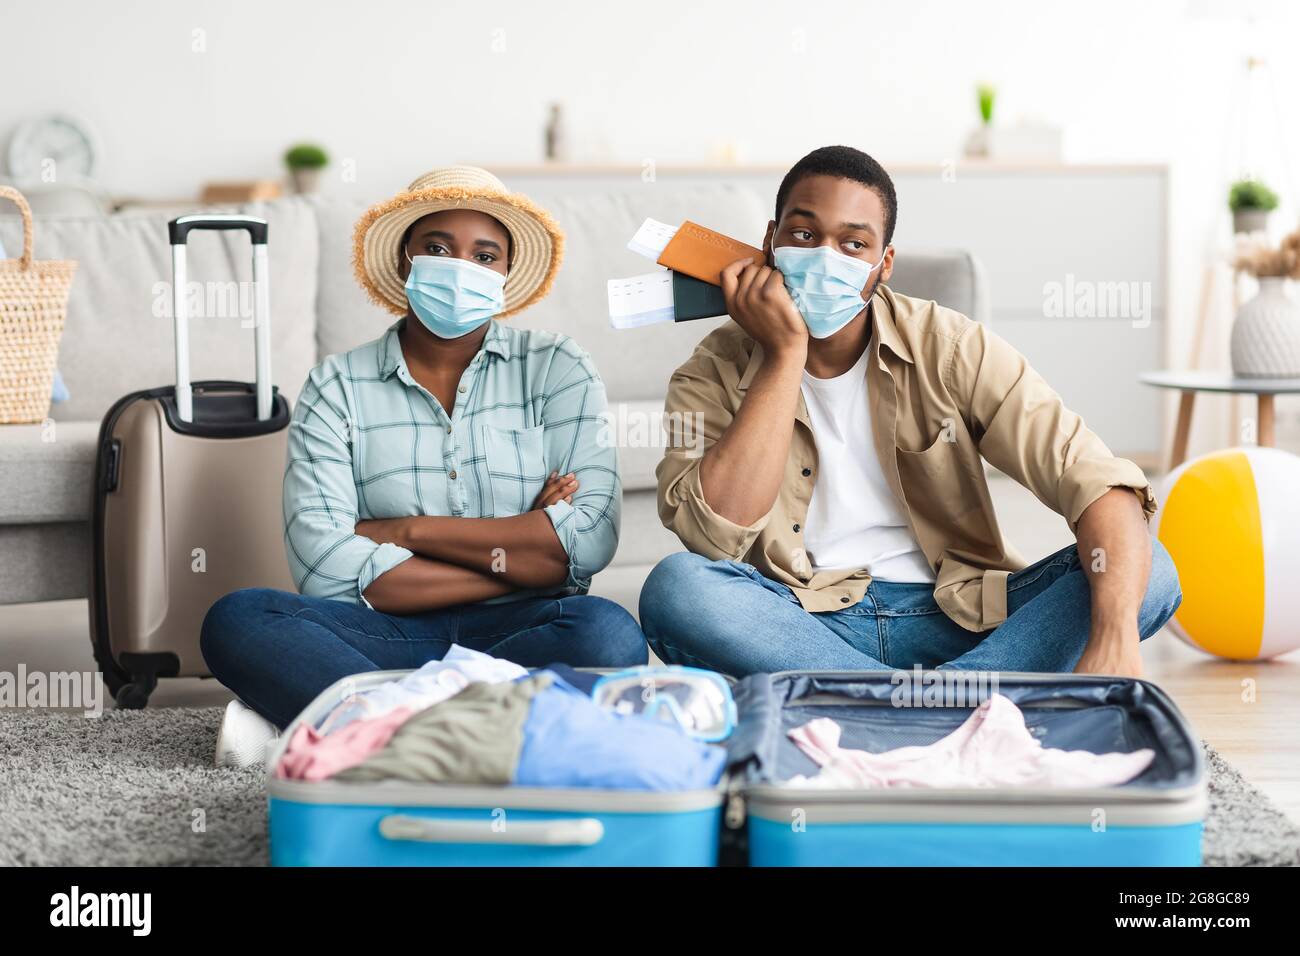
167, 214, 272, 423
169, 214, 268, 246
378, 814, 605, 847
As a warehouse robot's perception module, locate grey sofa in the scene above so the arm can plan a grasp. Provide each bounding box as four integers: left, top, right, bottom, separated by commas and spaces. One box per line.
0, 183, 987, 616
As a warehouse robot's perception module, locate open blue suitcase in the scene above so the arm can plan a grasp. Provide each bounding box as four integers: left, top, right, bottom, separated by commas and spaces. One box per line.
727, 672, 1204, 867
267, 670, 1203, 866
267, 669, 727, 866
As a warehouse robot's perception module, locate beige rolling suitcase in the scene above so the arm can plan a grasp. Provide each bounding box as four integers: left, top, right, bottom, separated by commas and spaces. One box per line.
90, 215, 294, 708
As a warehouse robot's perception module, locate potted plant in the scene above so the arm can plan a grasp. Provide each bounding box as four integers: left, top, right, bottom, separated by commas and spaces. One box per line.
1231, 229, 1300, 377
1228, 178, 1279, 235
963, 84, 996, 159
284, 143, 329, 194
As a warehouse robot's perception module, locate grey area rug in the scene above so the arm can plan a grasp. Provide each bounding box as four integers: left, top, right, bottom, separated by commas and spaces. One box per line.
0, 706, 1297, 866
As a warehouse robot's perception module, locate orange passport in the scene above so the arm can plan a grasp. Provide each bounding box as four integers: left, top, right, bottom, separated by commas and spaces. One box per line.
657, 221, 764, 286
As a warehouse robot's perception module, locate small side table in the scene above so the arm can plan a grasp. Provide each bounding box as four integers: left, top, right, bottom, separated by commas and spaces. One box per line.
1139, 370, 1300, 469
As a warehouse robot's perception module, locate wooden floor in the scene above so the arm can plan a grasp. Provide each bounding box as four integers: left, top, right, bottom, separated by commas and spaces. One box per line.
1141, 636, 1300, 822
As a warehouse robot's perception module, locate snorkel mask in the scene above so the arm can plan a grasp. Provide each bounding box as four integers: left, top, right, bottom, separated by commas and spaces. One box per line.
591, 666, 737, 742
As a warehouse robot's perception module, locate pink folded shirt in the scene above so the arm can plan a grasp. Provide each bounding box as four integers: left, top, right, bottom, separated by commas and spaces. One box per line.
786, 693, 1155, 790
276, 706, 414, 782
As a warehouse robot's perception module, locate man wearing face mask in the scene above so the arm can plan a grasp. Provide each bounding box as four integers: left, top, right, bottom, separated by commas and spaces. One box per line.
200, 166, 646, 761
640, 146, 1181, 679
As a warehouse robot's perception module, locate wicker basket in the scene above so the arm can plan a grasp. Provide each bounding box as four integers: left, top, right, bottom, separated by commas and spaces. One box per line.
0, 186, 77, 424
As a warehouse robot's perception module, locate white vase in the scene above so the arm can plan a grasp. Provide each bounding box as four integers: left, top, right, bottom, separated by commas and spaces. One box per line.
290, 168, 321, 195
1230, 277, 1300, 377
963, 125, 990, 158
1232, 208, 1271, 235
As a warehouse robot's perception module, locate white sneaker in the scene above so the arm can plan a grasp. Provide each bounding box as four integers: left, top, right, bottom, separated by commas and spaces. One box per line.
214, 699, 281, 769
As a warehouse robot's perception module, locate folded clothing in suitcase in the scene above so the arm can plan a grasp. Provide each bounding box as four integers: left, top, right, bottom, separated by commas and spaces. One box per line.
267, 667, 728, 867
725, 672, 1205, 867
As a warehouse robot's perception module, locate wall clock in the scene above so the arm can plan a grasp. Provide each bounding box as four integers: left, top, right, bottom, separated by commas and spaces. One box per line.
7, 114, 97, 182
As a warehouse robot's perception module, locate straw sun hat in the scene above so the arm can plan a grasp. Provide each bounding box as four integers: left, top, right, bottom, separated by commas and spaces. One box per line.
353, 165, 564, 319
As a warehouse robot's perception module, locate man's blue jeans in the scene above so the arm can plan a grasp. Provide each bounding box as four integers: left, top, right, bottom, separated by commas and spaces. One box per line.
639, 542, 1181, 676
201, 589, 648, 728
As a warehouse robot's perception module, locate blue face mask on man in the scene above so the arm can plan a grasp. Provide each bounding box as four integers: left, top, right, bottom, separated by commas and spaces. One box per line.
403, 252, 506, 339
771, 242, 886, 339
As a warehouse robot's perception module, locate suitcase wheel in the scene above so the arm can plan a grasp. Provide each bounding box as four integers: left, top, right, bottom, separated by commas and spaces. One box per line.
115, 678, 156, 710
110, 652, 176, 710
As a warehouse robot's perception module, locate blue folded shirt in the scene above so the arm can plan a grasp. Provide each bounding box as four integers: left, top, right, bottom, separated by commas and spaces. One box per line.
516, 672, 726, 791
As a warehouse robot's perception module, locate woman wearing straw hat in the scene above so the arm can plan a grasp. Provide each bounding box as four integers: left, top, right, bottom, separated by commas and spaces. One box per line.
200, 166, 646, 762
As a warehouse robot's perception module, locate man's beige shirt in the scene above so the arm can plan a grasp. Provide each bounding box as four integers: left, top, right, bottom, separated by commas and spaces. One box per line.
656, 284, 1156, 632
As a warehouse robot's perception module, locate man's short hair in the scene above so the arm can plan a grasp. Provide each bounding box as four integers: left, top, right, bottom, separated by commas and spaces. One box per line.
774, 145, 898, 246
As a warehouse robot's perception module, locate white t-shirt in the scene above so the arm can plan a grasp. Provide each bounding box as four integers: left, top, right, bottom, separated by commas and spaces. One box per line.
799, 348, 935, 583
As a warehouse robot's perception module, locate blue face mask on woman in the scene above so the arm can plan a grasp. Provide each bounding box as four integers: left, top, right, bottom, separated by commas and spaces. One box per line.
771, 242, 885, 339
403, 252, 506, 339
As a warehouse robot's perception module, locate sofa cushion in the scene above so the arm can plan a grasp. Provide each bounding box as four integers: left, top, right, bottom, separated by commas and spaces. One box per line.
888, 248, 989, 325
607, 398, 675, 493
609, 489, 684, 568
0, 197, 320, 422
309, 195, 399, 361
0, 421, 99, 523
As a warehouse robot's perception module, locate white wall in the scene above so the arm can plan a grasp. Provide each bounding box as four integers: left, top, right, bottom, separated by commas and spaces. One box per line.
3, 0, 1294, 196
3, 0, 1299, 455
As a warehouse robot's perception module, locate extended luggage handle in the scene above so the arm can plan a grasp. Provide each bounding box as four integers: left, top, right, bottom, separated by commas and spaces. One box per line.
378, 814, 606, 848
168, 215, 272, 423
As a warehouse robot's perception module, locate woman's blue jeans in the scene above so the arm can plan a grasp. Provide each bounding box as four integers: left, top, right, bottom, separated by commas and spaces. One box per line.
200, 589, 647, 728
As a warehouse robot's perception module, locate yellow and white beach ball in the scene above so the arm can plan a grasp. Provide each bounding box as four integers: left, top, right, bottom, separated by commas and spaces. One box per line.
1152, 446, 1300, 660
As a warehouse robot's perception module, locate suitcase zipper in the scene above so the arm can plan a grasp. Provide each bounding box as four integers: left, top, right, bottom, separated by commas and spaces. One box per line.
795, 692, 1091, 709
